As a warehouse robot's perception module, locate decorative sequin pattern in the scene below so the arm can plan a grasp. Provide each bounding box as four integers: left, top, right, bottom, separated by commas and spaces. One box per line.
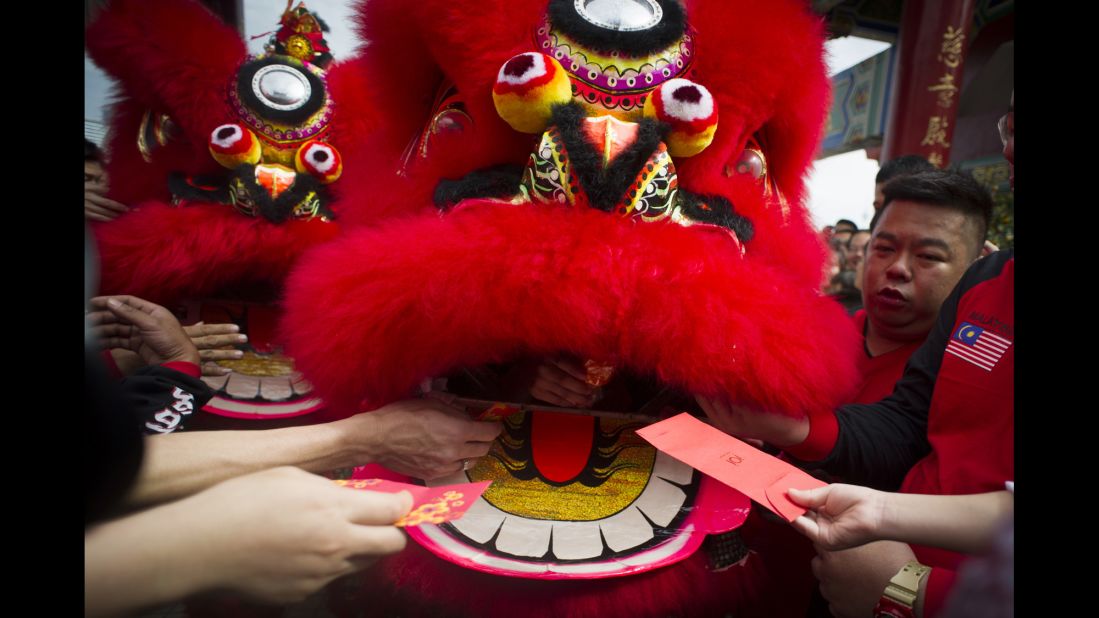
228, 54, 334, 159
618, 143, 678, 220
215, 350, 295, 377
535, 19, 695, 119
520, 127, 578, 206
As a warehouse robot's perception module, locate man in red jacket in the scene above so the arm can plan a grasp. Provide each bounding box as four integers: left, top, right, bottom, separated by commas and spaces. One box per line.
699, 93, 1014, 618
850, 169, 992, 404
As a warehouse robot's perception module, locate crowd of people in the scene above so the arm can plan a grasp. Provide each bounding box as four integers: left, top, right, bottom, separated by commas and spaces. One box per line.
84, 2, 1014, 615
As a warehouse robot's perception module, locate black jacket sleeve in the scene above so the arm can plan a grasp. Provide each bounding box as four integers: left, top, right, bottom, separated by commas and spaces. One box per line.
120, 365, 214, 435
87, 348, 144, 526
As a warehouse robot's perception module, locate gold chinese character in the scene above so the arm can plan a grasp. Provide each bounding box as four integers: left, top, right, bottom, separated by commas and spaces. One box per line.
927, 152, 944, 168
921, 117, 951, 148
937, 25, 965, 69
928, 73, 958, 109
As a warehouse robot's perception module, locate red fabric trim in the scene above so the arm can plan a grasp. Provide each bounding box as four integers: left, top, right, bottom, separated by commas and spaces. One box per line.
785, 409, 839, 461
923, 567, 957, 617
162, 361, 201, 378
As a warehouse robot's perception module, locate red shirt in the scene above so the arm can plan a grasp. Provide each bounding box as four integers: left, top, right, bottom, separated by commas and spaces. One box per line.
850, 310, 923, 404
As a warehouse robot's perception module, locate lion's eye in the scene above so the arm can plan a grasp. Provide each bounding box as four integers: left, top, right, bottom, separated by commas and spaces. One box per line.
729, 148, 766, 181
431, 108, 473, 138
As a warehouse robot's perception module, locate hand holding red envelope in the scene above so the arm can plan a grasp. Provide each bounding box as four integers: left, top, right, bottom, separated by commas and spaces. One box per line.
636, 413, 826, 522
334, 478, 491, 527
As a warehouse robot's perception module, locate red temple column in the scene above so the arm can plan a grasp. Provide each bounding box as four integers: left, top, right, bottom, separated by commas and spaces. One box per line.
880, 0, 977, 168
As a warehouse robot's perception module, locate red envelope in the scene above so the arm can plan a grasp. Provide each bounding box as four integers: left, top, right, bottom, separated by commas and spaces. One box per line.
334, 478, 491, 527
635, 413, 826, 522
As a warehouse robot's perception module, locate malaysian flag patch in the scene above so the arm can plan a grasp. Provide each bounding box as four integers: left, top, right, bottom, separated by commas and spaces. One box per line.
945, 322, 1012, 371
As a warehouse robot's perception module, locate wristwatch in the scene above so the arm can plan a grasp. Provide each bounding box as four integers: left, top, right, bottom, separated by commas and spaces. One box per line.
873, 561, 930, 618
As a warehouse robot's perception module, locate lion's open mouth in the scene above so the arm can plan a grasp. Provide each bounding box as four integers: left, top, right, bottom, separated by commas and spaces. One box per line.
406, 408, 718, 578
401, 356, 739, 578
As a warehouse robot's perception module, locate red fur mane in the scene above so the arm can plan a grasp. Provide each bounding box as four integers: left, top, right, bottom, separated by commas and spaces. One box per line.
283, 0, 858, 420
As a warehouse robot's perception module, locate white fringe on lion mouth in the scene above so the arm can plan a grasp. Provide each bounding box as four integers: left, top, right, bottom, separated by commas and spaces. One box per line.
414, 446, 698, 577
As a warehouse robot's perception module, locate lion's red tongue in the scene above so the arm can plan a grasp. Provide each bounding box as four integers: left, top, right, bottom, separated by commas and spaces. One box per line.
581, 115, 639, 167
531, 411, 595, 483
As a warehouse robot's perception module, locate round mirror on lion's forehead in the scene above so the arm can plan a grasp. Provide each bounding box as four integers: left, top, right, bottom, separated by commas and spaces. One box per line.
233, 56, 329, 129
576, 0, 663, 31
253, 65, 312, 111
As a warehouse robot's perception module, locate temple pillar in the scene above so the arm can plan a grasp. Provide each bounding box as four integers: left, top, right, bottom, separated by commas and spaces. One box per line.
880, 0, 977, 167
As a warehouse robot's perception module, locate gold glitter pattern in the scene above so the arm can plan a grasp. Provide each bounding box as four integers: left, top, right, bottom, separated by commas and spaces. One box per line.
216, 350, 295, 376
395, 490, 466, 526
334, 479, 468, 526
584, 360, 615, 387
335, 479, 384, 488
470, 412, 656, 521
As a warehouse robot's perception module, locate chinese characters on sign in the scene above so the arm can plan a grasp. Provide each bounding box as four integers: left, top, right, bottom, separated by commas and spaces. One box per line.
921, 116, 951, 148
922, 24, 966, 166
937, 26, 965, 68
928, 73, 958, 109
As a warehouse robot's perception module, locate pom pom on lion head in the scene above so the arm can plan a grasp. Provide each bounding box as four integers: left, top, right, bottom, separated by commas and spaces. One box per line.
282, 0, 859, 422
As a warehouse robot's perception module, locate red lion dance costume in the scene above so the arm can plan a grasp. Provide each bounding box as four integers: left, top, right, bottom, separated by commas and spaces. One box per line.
85, 0, 392, 420
90, 0, 860, 615
280, 0, 859, 616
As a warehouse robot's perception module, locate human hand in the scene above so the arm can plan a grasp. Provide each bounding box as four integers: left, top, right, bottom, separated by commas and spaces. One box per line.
84, 172, 129, 222
184, 466, 411, 603
811, 540, 918, 618
529, 357, 598, 407
108, 348, 145, 377
102, 322, 244, 376
695, 395, 809, 448
184, 322, 246, 376
339, 395, 504, 480
88, 296, 200, 366
787, 484, 887, 550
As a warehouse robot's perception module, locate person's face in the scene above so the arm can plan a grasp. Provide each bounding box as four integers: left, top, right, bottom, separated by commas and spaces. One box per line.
873, 182, 886, 210
822, 248, 842, 292
85, 160, 106, 189
861, 201, 976, 341
845, 231, 872, 270
85, 159, 103, 181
